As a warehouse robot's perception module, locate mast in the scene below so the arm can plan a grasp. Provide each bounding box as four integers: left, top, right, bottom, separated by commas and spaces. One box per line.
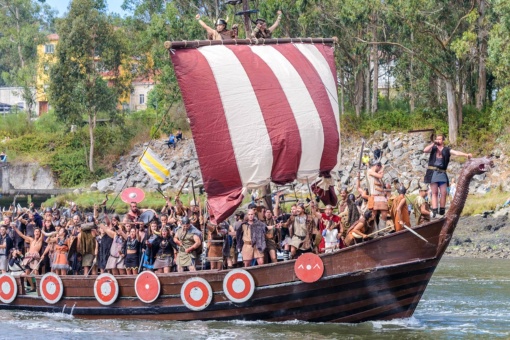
242, 0, 251, 38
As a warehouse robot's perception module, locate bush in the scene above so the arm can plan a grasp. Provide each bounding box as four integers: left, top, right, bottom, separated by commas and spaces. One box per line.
0, 113, 34, 138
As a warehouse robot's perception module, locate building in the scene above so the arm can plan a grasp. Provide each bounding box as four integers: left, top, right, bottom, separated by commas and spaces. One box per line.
35, 33, 59, 115
0, 87, 38, 115
36, 34, 155, 116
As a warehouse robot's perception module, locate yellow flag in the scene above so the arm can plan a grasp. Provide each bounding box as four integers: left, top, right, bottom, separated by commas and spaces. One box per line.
139, 148, 170, 183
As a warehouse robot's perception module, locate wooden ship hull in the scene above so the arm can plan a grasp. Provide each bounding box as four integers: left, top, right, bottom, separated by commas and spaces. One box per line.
0, 218, 447, 322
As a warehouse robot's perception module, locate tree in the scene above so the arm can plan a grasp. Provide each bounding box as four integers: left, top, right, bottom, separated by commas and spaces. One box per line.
49, 0, 131, 172
0, 0, 55, 117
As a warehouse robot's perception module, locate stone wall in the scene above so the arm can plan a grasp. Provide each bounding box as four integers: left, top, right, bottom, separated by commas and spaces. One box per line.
91, 132, 510, 196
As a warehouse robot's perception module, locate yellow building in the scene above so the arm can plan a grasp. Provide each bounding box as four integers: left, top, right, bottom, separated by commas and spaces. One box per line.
36, 34, 154, 116
36, 33, 59, 115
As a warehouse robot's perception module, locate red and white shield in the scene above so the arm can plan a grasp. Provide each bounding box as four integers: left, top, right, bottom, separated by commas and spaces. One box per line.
94, 273, 119, 306
40, 272, 64, 304
223, 269, 255, 303
294, 253, 324, 283
0, 274, 17, 304
121, 187, 145, 204
180, 277, 213, 311
135, 271, 160, 304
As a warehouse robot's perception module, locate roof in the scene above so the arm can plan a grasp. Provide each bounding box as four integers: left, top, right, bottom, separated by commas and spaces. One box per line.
47, 33, 59, 41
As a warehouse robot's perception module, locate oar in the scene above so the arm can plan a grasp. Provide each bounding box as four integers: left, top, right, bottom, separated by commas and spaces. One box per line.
364, 225, 394, 238
402, 223, 429, 243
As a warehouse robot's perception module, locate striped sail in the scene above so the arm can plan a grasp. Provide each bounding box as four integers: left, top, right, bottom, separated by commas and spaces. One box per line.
171, 43, 340, 223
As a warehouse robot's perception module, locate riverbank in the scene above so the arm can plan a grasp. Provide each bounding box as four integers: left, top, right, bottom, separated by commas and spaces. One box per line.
444, 206, 510, 259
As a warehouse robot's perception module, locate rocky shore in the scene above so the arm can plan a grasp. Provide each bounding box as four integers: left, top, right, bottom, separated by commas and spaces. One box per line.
445, 207, 510, 259
89, 132, 510, 258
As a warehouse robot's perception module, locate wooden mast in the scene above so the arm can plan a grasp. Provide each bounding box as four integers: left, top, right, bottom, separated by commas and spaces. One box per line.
242, 0, 251, 38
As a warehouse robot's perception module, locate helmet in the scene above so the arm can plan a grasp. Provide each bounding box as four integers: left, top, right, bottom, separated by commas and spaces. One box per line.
45, 207, 53, 214
86, 215, 95, 223
215, 18, 227, 27
181, 216, 190, 224
397, 185, 407, 195
255, 18, 266, 24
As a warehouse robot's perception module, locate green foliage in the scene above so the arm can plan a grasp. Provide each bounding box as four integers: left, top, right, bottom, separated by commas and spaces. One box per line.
33, 110, 66, 133
0, 113, 33, 138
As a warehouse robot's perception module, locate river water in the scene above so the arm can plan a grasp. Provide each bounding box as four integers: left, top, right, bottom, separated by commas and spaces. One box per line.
0, 257, 508, 339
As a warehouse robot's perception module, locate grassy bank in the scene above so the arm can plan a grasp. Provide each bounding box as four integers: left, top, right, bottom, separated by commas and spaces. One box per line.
40, 187, 508, 217
0, 107, 187, 187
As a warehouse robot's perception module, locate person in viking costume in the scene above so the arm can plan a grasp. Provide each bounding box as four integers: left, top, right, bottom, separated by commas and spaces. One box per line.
236, 208, 266, 267
13, 226, 43, 292
251, 10, 282, 39
195, 15, 238, 41
311, 203, 341, 252
344, 210, 375, 246
390, 185, 411, 232
174, 216, 202, 272
414, 184, 432, 225
367, 157, 389, 232
0, 225, 13, 274
42, 227, 72, 275
423, 134, 472, 218
78, 215, 97, 275
283, 203, 317, 259
262, 209, 279, 263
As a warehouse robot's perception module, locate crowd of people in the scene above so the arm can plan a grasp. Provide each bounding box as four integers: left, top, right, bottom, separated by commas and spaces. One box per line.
0, 133, 472, 285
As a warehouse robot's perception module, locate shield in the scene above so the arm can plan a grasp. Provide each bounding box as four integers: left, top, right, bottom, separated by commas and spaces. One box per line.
0, 274, 17, 304
135, 271, 160, 303
223, 269, 255, 303
121, 187, 145, 204
180, 277, 213, 311
294, 253, 324, 283
138, 210, 156, 225
39, 272, 64, 304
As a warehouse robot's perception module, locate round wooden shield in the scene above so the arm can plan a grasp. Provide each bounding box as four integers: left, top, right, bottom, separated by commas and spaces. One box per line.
294, 253, 324, 283
223, 269, 255, 303
94, 273, 119, 306
121, 187, 145, 204
180, 277, 213, 311
0, 274, 17, 304
135, 271, 160, 303
40, 272, 64, 304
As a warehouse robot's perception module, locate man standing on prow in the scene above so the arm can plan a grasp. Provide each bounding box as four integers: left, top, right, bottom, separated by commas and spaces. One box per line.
251, 10, 282, 39
423, 134, 472, 218
195, 15, 238, 40
367, 159, 389, 232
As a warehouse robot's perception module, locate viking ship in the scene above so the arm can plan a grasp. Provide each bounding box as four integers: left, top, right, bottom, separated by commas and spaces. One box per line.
0, 37, 493, 322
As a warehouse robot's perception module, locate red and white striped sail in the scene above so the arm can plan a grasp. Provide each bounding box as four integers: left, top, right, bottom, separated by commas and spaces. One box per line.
171, 43, 340, 223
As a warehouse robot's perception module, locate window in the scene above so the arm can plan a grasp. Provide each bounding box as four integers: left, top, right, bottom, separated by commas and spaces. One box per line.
139, 94, 145, 105
45, 44, 54, 54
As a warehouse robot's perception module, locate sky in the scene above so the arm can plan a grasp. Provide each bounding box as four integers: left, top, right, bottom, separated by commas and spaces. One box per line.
44, 0, 130, 17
